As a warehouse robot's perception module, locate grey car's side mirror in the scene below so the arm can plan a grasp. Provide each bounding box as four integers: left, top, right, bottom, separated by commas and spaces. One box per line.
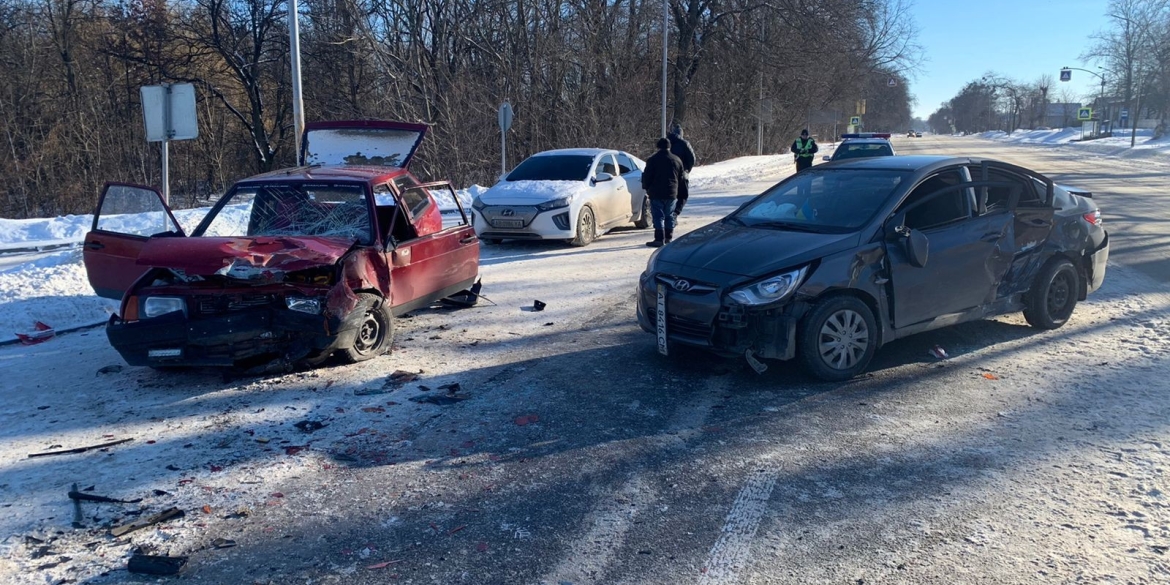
895, 225, 929, 268
594, 172, 614, 183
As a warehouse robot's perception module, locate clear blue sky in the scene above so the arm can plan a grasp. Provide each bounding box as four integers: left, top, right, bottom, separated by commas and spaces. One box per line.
909, 0, 1111, 119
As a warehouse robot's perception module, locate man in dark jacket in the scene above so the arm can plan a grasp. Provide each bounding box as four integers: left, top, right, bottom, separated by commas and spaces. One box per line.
667, 122, 696, 218
641, 137, 685, 247
791, 129, 818, 172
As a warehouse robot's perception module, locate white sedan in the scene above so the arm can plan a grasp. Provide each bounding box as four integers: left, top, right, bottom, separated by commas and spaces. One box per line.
470, 148, 650, 246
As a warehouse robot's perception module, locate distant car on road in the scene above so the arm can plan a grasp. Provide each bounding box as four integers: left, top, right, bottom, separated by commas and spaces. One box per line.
915, 131, 923, 137
638, 156, 1109, 381
470, 149, 649, 246
83, 120, 481, 370
824, 133, 895, 162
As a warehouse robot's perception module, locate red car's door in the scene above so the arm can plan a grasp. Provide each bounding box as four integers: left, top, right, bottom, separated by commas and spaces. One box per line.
83, 183, 185, 300
386, 177, 479, 310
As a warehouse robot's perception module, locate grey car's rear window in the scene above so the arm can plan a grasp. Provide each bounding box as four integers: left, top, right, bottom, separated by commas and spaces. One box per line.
734, 169, 907, 232
506, 155, 594, 181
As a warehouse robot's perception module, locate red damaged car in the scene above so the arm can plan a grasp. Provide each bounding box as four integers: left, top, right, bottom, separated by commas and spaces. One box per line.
83, 121, 480, 369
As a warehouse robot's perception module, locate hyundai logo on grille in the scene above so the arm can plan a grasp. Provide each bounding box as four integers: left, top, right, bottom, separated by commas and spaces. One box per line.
500, 208, 515, 217
672, 279, 693, 292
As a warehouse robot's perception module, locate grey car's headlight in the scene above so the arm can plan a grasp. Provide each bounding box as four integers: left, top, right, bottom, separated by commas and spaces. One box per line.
536, 196, 572, 212
142, 296, 185, 318
728, 266, 809, 306
285, 296, 322, 315
471, 197, 486, 210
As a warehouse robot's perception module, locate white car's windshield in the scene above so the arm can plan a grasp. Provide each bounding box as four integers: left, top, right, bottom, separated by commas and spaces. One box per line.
197, 182, 373, 244
506, 155, 594, 181
732, 169, 907, 233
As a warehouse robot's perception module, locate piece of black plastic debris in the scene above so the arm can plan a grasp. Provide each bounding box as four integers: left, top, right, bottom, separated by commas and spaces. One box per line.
82, 485, 95, 492
24, 535, 45, 545
69, 488, 142, 504
97, 365, 124, 375
152, 489, 170, 497
533, 300, 546, 311
438, 383, 461, 394
211, 538, 237, 549
36, 405, 50, 410
418, 385, 432, 392
127, 554, 188, 576
543, 322, 554, 326
293, 420, 326, 434
409, 394, 469, 406
28, 438, 133, 459
165, 464, 180, 471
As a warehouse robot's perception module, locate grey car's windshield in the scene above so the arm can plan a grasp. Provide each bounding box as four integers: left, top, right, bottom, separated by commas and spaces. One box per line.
732, 169, 907, 232
506, 155, 594, 181
197, 182, 373, 244
832, 142, 894, 160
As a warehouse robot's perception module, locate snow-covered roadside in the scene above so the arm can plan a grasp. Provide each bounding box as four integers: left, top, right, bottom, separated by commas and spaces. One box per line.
978, 127, 1170, 158
0, 158, 784, 343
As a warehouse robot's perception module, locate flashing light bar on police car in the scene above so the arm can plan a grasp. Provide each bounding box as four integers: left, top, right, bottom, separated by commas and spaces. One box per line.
840, 133, 892, 139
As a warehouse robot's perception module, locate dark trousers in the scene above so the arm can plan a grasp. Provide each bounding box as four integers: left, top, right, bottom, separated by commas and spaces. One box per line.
650, 199, 676, 232
795, 157, 813, 172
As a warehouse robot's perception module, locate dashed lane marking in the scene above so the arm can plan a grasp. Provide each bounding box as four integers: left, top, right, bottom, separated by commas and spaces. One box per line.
698, 469, 779, 585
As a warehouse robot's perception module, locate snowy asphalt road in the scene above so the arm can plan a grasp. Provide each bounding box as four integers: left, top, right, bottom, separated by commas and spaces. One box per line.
2, 140, 1169, 584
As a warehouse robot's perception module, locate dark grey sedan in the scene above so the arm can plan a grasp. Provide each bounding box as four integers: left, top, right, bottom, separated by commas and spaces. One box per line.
637, 156, 1109, 381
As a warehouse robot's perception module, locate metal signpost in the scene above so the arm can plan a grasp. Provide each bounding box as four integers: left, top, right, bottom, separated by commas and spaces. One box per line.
141, 83, 198, 204
498, 101, 514, 176
289, 0, 305, 158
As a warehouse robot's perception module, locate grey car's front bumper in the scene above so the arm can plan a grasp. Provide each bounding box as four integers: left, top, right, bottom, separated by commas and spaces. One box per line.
636, 271, 799, 360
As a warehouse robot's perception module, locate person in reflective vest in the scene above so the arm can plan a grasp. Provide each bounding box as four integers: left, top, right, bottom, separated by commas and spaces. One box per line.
791, 129, 818, 172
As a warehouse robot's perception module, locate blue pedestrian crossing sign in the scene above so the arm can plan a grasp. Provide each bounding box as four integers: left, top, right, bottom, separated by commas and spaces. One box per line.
1077, 107, 1092, 121
850, 116, 861, 125
1060, 68, 1072, 82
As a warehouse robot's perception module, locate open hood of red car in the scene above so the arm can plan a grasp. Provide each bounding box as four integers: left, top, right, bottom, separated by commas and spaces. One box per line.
135, 236, 355, 279
300, 120, 428, 168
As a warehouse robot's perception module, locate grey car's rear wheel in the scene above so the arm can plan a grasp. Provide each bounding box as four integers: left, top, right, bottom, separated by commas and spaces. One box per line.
569, 205, 596, 247
1024, 257, 1078, 330
633, 196, 651, 229
341, 293, 394, 363
798, 296, 877, 381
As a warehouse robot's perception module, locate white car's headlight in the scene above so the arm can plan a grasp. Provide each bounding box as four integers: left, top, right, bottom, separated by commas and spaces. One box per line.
285, 296, 322, 315
536, 196, 572, 212
471, 197, 486, 210
142, 296, 186, 318
727, 266, 809, 306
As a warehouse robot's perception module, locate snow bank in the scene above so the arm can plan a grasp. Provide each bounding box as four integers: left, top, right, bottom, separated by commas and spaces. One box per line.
0, 249, 118, 341
979, 127, 1170, 157
689, 155, 788, 190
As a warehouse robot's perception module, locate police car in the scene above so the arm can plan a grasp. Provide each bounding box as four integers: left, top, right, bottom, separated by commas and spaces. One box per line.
824, 133, 895, 162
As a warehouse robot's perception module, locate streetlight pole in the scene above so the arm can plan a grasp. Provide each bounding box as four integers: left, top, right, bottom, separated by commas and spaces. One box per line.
660, 0, 669, 138
1060, 66, 1106, 136
289, 0, 305, 162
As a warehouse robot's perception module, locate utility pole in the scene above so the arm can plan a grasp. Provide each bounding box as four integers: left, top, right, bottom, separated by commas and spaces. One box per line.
289, 0, 305, 161
660, 0, 669, 137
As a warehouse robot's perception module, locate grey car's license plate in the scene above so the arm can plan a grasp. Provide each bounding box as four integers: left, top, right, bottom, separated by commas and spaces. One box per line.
656, 283, 668, 356
492, 219, 524, 228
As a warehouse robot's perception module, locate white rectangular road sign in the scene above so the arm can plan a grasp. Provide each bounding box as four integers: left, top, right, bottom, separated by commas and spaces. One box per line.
141, 84, 198, 142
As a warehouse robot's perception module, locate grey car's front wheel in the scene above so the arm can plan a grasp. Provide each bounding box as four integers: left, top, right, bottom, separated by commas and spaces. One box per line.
798, 296, 877, 382
340, 293, 394, 363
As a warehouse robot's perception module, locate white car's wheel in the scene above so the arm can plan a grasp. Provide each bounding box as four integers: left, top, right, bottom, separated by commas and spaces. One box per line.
569, 205, 596, 247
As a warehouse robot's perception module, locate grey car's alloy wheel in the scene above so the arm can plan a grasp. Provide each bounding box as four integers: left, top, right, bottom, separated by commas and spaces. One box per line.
633, 197, 651, 229
341, 293, 394, 363
1024, 257, 1079, 330
569, 205, 596, 247
798, 295, 878, 381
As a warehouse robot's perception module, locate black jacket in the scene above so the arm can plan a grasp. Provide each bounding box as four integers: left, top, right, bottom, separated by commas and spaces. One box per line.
668, 133, 696, 173
641, 149, 685, 200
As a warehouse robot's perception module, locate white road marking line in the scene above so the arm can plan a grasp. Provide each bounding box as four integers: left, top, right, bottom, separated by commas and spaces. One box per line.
698, 469, 779, 585
540, 376, 730, 584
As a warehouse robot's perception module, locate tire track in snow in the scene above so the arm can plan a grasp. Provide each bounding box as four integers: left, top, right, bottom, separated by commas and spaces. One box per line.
540, 374, 730, 584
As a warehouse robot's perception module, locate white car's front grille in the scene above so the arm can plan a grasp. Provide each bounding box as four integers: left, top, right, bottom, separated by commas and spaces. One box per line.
481, 205, 540, 229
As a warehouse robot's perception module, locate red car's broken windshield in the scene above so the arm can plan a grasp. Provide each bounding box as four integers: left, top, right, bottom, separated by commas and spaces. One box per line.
195, 182, 373, 244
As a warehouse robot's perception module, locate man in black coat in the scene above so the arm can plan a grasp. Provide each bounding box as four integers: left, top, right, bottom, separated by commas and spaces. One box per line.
667, 122, 696, 218
641, 137, 685, 247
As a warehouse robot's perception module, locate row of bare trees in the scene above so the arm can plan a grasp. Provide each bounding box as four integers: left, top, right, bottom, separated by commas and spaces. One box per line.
929, 0, 1170, 137
1, 0, 919, 219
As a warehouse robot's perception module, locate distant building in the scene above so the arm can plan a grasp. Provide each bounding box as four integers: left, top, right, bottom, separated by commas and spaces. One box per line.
1044, 103, 1081, 129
